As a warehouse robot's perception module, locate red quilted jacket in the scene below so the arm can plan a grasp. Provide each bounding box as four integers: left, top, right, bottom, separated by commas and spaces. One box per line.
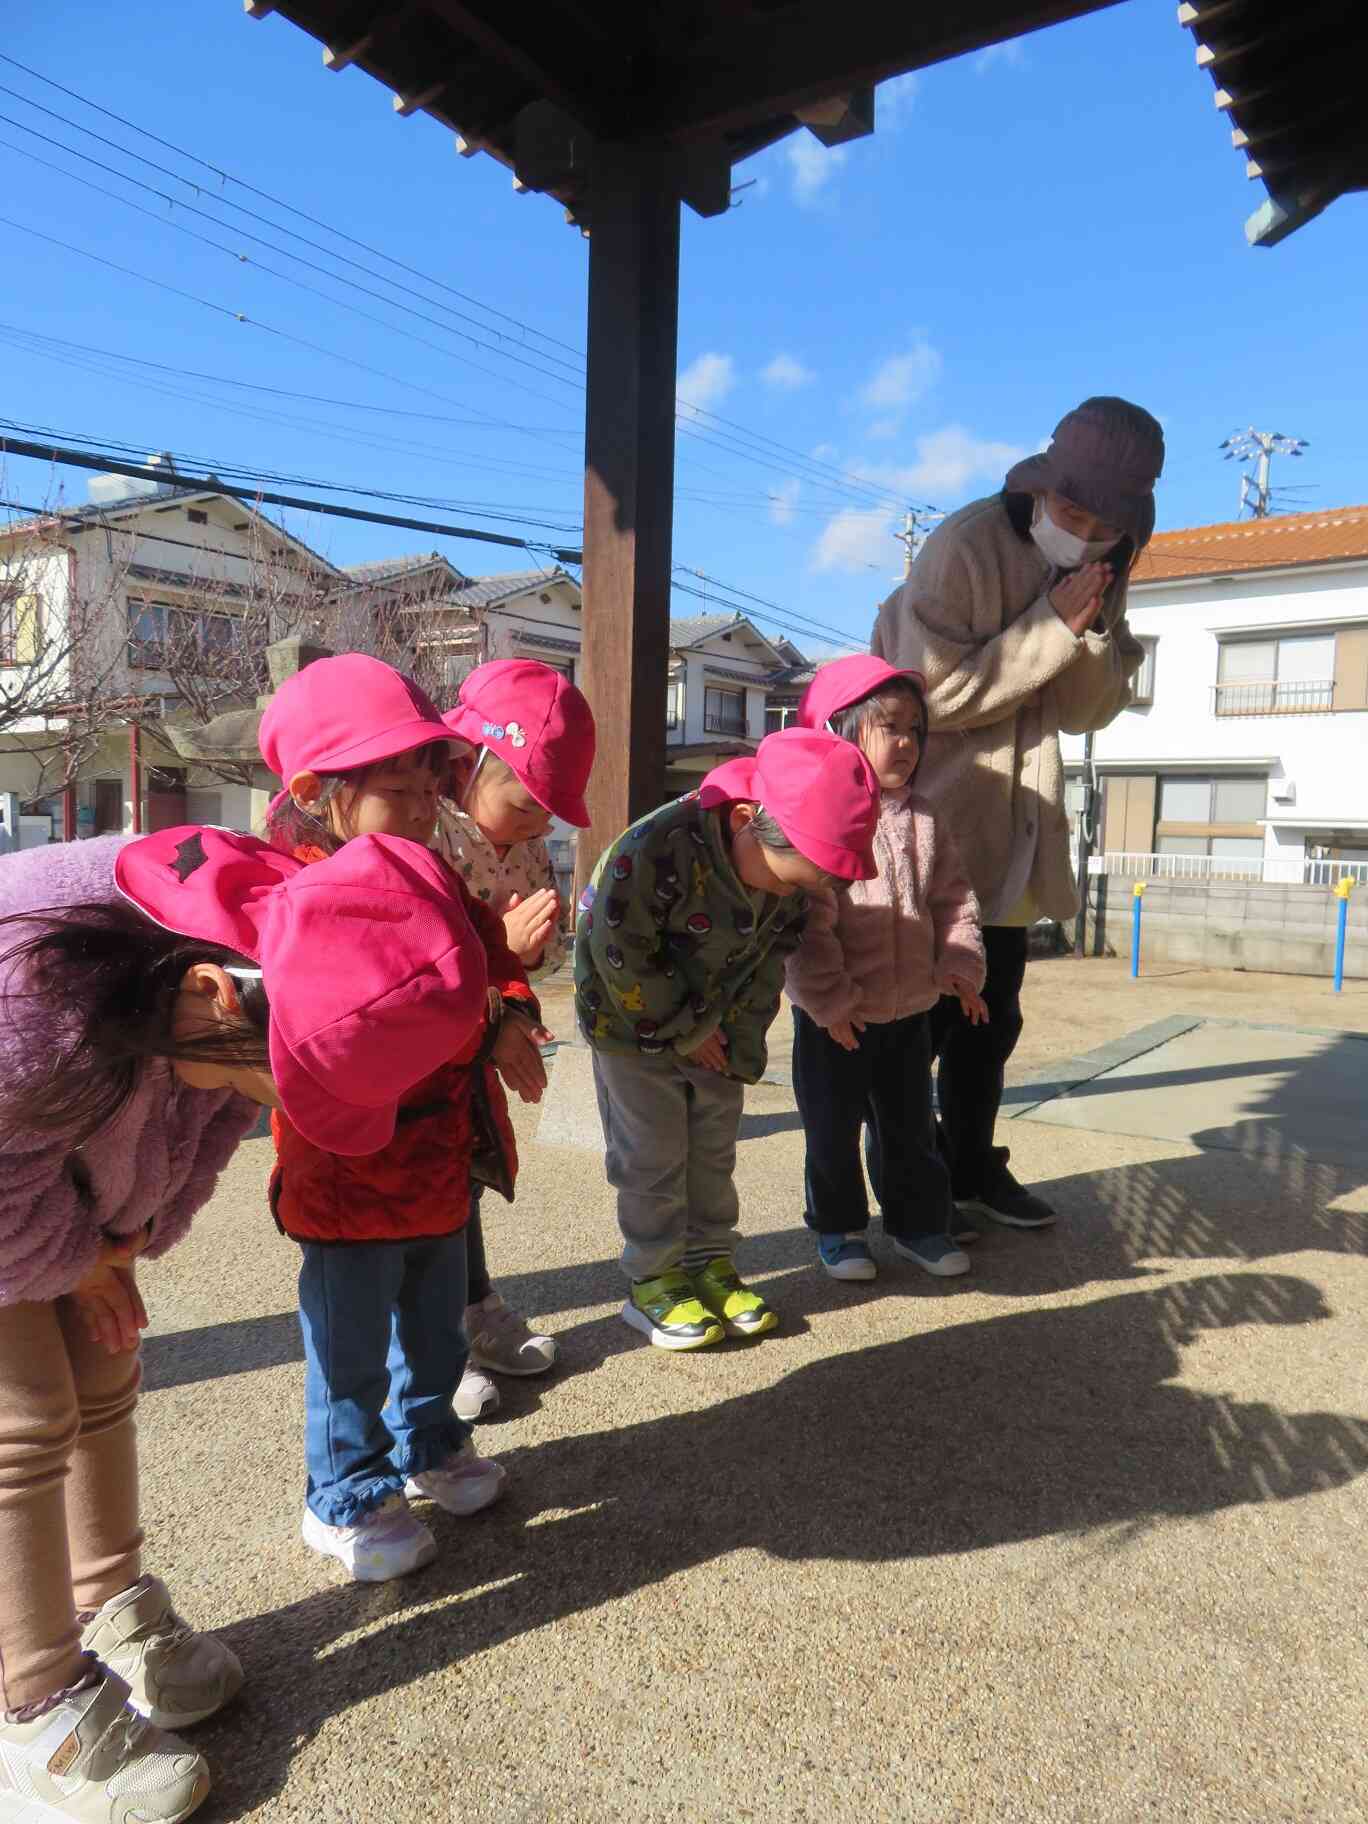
269, 846, 537, 1244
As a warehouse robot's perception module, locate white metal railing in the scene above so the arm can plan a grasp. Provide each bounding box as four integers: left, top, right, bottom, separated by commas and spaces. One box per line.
1092, 851, 1368, 887
1211, 678, 1335, 716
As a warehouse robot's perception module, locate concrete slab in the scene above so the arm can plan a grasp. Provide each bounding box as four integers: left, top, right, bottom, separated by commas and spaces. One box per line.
1025, 1018, 1368, 1171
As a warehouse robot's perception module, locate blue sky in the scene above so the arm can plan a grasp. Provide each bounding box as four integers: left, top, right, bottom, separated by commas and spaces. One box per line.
2, 1, 1365, 657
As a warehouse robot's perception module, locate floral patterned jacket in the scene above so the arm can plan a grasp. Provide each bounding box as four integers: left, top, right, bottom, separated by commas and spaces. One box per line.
434, 804, 567, 978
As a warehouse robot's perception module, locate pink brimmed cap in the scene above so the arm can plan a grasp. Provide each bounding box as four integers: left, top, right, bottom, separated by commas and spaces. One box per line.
444, 658, 597, 828
259, 654, 455, 788
697, 727, 880, 882
115, 826, 488, 1157
796, 655, 927, 732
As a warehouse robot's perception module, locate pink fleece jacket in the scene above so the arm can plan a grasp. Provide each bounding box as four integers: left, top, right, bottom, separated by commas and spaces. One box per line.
0, 836, 259, 1306
785, 789, 985, 1027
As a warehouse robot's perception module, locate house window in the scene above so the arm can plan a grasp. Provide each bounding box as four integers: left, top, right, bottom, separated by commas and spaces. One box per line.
0, 592, 41, 665
704, 685, 746, 736
666, 677, 684, 730
1214, 634, 1336, 715
1131, 638, 1157, 706
1154, 773, 1266, 873
187, 509, 209, 526
127, 597, 246, 670
765, 702, 799, 735
127, 598, 169, 669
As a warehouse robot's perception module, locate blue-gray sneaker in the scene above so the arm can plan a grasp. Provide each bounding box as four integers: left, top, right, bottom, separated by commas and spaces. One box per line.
817, 1232, 877, 1282
892, 1233, 971, 1277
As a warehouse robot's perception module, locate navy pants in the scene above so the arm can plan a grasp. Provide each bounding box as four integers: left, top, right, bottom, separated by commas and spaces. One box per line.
928, 925, 1028, 1195
791, 1007, 953, 1240
296, 1231, 471, 1527
465, 1187, 492, 1306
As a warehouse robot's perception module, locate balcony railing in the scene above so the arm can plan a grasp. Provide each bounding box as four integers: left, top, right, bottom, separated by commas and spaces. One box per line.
1211, 678, 1334, 716
1091, 851, 1368, 887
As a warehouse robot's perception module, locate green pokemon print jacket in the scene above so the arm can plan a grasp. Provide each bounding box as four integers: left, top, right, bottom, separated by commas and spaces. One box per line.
574, 793, 809, 1084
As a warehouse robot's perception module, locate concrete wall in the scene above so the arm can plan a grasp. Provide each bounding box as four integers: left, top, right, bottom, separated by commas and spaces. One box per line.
1086, 876, 1367, 979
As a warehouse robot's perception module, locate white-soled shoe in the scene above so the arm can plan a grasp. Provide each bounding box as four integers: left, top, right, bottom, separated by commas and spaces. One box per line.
466, 1291, 557, 1376
453, 1363, 501, 1423
301, 1494, 436, 1582
0, 1666, 208, 1823
404, 1442, 506, 1516
80, 1577, 242, 1732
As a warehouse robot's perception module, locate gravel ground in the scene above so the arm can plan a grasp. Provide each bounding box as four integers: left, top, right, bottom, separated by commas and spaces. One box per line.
132, 961, 1368, 1823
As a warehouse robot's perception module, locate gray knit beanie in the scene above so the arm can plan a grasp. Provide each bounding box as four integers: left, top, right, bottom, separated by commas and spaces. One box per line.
1005, 396, 1165, 549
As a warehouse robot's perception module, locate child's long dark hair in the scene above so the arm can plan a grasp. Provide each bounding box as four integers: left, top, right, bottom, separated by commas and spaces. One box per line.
0, 903, 271, 1147
263, 741, 451, 855
828, 675, 930, 780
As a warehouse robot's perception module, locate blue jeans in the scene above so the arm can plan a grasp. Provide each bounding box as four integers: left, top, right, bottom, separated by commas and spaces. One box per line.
296, 1232, 471, 1527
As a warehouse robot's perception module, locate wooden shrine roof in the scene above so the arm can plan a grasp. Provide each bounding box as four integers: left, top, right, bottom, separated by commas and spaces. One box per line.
244, 0, 1121, 223
1180, 0, 1368, 246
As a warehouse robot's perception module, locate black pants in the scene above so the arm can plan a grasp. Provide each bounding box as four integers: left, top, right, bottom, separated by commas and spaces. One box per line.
791, 1007, 952, 1240
928, 924, 1028, 1195
465, 1186, 492, 1306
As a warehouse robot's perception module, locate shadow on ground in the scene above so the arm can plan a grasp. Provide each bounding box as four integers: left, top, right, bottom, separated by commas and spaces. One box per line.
193, 1262, 1368, 1818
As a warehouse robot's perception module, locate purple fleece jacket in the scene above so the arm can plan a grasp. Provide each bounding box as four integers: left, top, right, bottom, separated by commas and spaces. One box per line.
0, 836, 259, 1305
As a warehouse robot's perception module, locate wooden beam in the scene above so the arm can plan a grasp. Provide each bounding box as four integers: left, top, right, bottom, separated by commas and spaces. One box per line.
422, 0, 615, 133
627, 0, 1123, 141
576, 141, 681, 889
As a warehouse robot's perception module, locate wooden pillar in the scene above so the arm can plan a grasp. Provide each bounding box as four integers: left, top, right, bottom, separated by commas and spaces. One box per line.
576, 142, 681, 892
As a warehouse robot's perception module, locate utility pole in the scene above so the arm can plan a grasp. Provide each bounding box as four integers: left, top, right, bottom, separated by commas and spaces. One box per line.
1218, 427, 1309, 517
1073, 729, 1097, 956
892, 503, 943, 578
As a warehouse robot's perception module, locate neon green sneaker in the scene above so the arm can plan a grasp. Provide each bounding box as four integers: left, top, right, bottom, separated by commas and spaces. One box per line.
691, 1257, 778, 1339
624, 1270, 724, 1351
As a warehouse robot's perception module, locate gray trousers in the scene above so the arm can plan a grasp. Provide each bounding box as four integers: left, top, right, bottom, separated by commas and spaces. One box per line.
591, 1050, 745, 1282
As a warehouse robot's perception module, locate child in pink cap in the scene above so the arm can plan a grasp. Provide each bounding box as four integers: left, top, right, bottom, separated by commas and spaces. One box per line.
786, 656, 987, 1284
259, 654, 554, 1579
435, 659, 597, 1419
0, 826, 493, 1821
575, 727, 879, 1350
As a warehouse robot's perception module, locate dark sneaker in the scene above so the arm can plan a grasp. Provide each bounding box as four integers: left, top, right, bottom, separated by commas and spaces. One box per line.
956, 1152, 1056, 1229
623, 1270, 724, 1351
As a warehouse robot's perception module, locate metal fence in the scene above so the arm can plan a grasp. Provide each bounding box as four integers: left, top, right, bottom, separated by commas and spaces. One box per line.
1092, 851, 1368, 887
1211, 679, 1335, 716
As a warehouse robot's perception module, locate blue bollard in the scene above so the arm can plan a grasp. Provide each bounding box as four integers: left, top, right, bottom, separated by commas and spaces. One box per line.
1333, 878, 1353, 993
1130, 881, 1145, 979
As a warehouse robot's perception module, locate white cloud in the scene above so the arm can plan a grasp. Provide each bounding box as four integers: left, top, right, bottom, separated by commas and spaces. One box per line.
856, 424, 1027, 497
677, 352, 735, 418
878, 71, 920, 128
813, 507, 896, 575
974, 38, 1026, 74
867, 417, 901, 441
812, 442, 838, 461
786, 134, 847, 206
761, 353, 814, 391
769, 479, 801, 526
860, 338, 942, 413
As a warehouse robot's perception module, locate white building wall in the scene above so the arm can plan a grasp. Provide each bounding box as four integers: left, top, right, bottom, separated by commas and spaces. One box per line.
1061, 560, 1368, 857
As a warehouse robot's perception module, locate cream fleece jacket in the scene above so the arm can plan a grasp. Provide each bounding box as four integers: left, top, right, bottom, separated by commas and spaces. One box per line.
871, 492, 1143, 924
785, 788, 984, 1028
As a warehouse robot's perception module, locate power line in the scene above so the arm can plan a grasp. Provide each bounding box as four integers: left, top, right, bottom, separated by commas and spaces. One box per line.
0, 434, 583, 563
673, 567, 863, 651
0, 54, 585, 362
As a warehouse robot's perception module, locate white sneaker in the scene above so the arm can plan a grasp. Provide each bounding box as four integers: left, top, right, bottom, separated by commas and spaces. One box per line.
80, 1577, 242, 1732
404, 1442, 507, 1516
0, 1667, 208, 1823
453, 1363, 501, 1423
301, 1494, 436, 1582
466, 1291, 557, 1376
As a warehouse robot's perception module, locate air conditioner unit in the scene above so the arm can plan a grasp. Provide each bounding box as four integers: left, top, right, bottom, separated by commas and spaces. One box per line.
1270, 778, 1296, 805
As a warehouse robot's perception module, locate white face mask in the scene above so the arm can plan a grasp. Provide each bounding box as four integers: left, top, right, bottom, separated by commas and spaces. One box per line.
1030, 506, 1115, 571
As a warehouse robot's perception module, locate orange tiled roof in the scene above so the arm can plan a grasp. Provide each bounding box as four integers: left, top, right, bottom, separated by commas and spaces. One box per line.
1134, 505, 1368, 584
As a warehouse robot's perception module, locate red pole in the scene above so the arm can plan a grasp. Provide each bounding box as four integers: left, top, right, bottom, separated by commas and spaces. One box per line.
128, 723, 142, 834
62, 786, 77, 842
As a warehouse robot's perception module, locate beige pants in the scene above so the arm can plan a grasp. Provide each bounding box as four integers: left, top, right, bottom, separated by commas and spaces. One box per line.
0, 1297, 142, 1710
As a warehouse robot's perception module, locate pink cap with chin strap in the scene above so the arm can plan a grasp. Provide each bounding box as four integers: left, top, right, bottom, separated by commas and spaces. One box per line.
697, 727, 880, 882
796, 655, 927, 732
114, 826, 488, 1157
444, 658, 597, 828
258, 655, 458, 811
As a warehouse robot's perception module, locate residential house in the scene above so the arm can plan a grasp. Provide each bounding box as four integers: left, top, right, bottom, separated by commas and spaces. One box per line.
1, 460, 341, 847
1062, 503, 1368, 884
